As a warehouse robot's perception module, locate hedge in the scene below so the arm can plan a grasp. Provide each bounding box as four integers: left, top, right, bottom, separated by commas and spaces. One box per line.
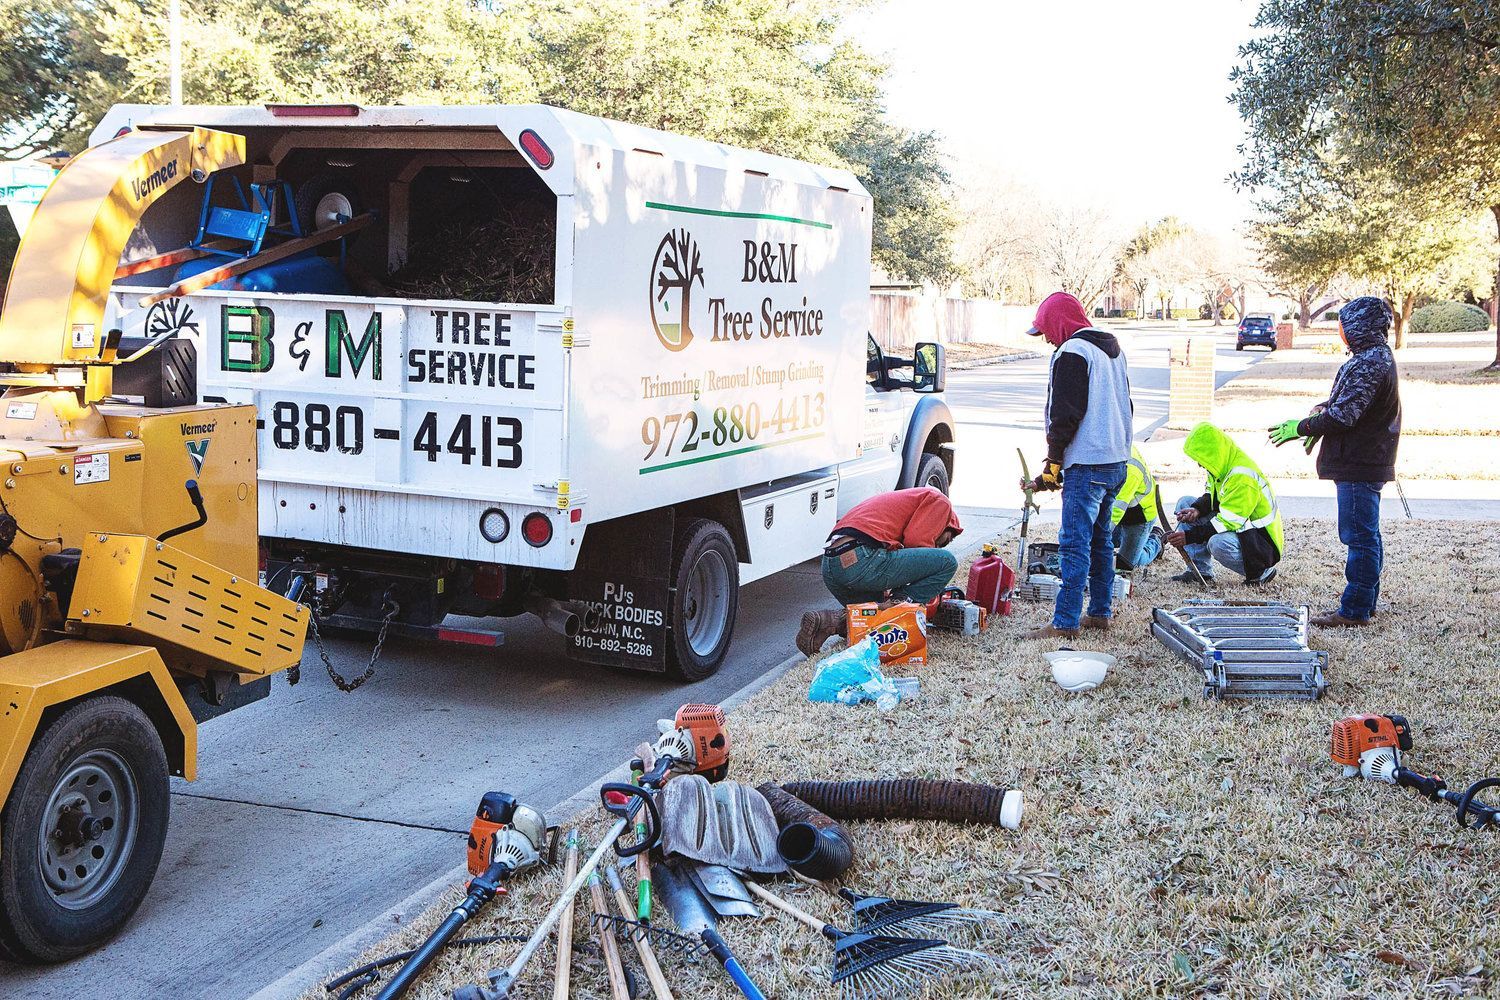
1408, 300, 1491, 334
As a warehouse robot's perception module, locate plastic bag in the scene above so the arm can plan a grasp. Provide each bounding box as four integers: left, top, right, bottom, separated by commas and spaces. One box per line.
808, 638, 903, 710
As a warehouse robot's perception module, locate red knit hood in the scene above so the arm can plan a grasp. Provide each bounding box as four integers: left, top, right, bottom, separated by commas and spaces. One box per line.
1028, 291, 1092, 347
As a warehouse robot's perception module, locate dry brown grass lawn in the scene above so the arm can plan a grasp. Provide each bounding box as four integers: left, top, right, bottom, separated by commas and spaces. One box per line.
310, 517, 1499, 1000
1147, 331, 1500, 481
946, 342, 1033, 364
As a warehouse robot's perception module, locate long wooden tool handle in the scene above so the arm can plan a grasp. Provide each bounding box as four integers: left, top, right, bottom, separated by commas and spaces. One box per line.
138, 214, 372, 307
607, 869, 674, 1000
743, 882, 828, 934
552, 830, 580, 1000
589, 875, 631, 1000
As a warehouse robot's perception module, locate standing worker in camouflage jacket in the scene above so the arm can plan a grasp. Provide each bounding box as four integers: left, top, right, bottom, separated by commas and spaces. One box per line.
1268, 296, 1402, 627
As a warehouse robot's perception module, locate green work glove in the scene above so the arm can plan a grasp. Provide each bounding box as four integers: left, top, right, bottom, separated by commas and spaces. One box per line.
1303, 434, 1320, 455
1268, 418, 1302, 447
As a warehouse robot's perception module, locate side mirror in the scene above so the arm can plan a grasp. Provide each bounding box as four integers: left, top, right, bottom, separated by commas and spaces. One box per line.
912, 342, 945, 393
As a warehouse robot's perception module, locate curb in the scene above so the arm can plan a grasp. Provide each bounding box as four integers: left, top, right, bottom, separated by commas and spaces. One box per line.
245, 648, 808, 1000
948, 350, 1041, 370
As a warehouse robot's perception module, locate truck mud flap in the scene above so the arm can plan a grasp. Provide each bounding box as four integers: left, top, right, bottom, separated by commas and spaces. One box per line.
567, 510, 673, 672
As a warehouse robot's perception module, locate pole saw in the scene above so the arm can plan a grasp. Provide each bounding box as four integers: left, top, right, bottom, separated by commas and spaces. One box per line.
1015, 448, 1041, 575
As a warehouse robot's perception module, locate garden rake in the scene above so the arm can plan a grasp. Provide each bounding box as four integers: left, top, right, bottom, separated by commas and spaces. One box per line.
745, 882, 996, 999
835, 887, 1006, 939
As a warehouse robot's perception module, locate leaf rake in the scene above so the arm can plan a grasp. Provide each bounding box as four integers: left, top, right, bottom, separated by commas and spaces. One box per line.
837, 887, 1006, 939
746, 883, 996, 998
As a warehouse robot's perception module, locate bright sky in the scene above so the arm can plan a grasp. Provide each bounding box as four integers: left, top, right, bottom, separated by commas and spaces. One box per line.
851, 0, 1260, 236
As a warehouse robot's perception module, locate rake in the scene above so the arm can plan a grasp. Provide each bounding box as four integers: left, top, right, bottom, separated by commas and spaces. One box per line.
745, 883, 996, 999
837, 888, 1006, 939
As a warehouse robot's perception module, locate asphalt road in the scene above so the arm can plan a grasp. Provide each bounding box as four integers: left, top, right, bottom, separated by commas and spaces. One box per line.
0, 323, 1256, 1000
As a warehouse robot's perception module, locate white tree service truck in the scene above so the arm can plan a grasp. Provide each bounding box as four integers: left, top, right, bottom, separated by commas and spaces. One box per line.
99, 103, 957, 681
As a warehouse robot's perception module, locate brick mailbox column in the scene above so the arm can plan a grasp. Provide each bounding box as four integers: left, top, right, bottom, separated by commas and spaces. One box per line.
1168, 336, 1215, 429
1275, 322, 1295, 350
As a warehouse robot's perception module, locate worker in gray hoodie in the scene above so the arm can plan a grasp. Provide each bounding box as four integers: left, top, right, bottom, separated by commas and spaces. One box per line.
1022, 291, 1134, 639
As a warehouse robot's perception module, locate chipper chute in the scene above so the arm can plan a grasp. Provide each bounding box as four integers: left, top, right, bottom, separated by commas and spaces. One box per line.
0, 124, 311, 963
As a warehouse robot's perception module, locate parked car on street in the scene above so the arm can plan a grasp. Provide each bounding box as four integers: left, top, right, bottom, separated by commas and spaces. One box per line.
1236, 313, 1277, 351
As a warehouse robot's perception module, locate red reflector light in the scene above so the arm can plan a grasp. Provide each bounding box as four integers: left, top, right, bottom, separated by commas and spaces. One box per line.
436, 628, 503, 647
266, 103, 361, 118
518, 129, 554, 169
113, 126, 133, 138
522, 512, 553, 547
570, 507, 582, 523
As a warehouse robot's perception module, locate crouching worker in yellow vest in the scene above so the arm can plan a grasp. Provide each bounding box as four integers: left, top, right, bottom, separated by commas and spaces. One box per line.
1163, 423, 1284, 585
1111, 446, 1167, 571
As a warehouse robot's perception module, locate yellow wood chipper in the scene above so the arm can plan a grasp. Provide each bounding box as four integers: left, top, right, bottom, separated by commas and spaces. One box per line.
0, 127, 307, 962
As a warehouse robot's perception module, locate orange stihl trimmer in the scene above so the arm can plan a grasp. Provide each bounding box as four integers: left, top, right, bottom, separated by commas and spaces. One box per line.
1331, 714, 1498, 829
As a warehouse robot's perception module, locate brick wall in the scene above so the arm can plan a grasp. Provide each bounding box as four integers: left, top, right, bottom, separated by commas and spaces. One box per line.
1275, 322, 1295, 350
1168, 336, 1215, 429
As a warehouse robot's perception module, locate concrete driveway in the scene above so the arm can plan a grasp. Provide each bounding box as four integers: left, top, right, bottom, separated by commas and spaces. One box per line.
0, 322, 1259, 1000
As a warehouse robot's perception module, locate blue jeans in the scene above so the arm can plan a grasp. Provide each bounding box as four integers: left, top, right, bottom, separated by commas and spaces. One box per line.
1113, 521, 1162, 570
1054, 461, 1127, 629
821, 545, 959, 607
1336, 481, 1384, 620
1175, 495, 1266, 580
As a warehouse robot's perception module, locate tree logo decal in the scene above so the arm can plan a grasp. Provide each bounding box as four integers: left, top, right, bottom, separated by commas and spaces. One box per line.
649, 228, 705, 352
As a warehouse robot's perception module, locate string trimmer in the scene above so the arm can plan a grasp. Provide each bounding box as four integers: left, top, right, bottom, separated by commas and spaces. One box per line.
455, 704, 730, 1000
1331, 714, 1499, 829
372, 792, 549, 1000
1015, 447, 1042, 574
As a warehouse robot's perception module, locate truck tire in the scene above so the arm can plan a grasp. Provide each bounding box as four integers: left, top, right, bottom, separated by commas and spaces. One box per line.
665, 518, 739, 682
915, 452, 950, 495
0, 696, 170, 963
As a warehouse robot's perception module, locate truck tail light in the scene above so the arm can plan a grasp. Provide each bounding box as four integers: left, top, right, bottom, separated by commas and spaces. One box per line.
522, 512, 553, 547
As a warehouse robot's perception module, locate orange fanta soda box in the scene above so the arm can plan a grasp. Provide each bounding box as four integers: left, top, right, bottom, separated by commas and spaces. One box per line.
847, 602, 928, 666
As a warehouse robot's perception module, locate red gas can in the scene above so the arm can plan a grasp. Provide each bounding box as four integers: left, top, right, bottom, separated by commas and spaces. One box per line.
966, 544, 1015, 616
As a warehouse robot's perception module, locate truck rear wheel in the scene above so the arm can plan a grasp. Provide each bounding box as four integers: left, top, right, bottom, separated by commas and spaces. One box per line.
0, 696, 170, 963
665, 518, 739, 682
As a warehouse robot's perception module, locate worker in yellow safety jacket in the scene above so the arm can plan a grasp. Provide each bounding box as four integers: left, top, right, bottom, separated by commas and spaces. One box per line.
1110, 446, 1166, 570
1164, 423, 1285, 585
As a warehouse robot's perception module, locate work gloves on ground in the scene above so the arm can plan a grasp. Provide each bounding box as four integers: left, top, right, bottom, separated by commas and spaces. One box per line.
1027, 458, 1063, 492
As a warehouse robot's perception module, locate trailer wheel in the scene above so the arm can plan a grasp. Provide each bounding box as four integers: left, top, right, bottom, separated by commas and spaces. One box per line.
0, 696, 170, 964
665, 518, 739, 682
294, 171, 363, 245
915, 452, 950, 495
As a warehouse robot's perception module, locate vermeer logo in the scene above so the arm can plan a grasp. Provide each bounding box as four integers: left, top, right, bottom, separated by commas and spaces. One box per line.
185, 438, 211, 474
131, 159, 179, 200
649, 229, 704, 353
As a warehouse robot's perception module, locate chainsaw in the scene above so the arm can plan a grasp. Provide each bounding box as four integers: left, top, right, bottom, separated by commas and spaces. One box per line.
1331, 714, 1499, 829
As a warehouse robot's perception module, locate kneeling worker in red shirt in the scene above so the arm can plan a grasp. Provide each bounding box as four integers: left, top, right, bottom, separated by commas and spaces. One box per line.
796, 486, 963, 656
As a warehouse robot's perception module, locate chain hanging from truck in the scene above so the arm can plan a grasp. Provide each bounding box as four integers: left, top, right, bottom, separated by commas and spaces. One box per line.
299, 589, 400, 693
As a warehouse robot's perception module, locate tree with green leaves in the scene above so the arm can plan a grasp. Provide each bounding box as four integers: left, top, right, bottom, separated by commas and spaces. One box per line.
1233, 0, 1500, 364
0, 0, 952, 283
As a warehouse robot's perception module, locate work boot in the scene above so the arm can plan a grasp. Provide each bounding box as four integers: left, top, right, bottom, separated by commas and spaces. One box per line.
1025, 623, 1081, 641
1170, 569, 1214, 584
796, 609, 847, 656
1248, 566, 1279, 586
1311, 611, 1370, 628
1082, 615, 1110, 631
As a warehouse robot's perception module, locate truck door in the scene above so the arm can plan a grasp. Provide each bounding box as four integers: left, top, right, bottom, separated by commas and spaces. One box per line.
835, 334, 910, 515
